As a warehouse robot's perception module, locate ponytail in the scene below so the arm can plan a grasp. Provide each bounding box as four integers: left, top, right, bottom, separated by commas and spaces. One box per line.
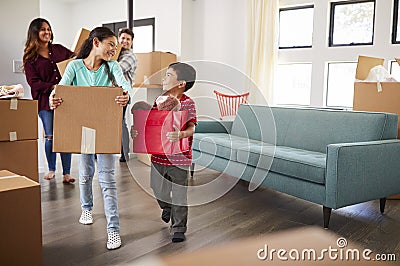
76, 38, 92, 59
76, 27, 116, 60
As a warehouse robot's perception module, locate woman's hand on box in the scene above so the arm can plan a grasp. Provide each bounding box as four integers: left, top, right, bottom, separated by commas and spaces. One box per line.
115, 91, 129, 107
130, 126, 138, 139
49, 88, 63, 110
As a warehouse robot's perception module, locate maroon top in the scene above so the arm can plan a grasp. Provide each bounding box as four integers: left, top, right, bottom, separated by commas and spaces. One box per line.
24, 43, 74, 112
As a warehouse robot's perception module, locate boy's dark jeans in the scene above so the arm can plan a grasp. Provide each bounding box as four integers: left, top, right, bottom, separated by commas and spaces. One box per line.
150, 163, 189, 233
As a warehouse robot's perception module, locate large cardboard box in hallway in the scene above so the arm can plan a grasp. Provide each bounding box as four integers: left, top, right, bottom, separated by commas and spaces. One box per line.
0, 99, 38, 141
0, 140, 38, 181
53, 85, 123, 154
0, 170, 42, 266
353, 55, 400, 138
354, 82, 400, 138
134, 51, 177, 85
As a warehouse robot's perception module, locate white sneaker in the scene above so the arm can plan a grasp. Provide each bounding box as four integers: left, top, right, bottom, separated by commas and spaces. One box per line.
79, 210, 93, 225
107, 231, 122, 250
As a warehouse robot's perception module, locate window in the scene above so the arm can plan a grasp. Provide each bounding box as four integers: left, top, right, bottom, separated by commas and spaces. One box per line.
329, 0, 375, 47
392, 0, 400, 43
276, 1, 393, 108
275, 64, 312, 105
326, 62, 357, 107
279, 5, 314, 48
389, 60, 400, 80
103, 18, 155, 52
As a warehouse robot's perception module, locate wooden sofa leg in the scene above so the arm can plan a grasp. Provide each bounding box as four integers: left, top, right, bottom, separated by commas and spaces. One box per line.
190, 163, 195, 178
380, 198, 386, 214
323, 206, 332, 229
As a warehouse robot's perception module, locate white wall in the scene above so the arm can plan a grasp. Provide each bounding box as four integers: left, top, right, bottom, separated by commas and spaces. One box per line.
183, 0, 247, 72
0, 0, 40, 96
181, 0, 249, 119
40, 0, 73, 48
40, 0, 126, 49
135, 0, 182, 55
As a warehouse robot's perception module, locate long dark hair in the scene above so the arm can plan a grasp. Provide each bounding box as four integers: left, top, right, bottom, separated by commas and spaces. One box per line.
76, 27, 116, 59
23, 18, 54, 63
77, 27, 118, 85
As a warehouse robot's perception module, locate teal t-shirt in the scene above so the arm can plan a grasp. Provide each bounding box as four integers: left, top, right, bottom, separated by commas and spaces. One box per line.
59, 59, 132, 98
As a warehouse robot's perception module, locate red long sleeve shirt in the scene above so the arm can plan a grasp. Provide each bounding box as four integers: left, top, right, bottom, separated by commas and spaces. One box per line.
24, 43, 74, 112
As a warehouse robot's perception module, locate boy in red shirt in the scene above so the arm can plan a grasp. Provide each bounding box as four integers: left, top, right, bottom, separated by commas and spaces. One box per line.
132, 62, 196, 242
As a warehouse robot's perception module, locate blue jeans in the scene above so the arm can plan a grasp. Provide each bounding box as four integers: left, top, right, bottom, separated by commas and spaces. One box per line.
38, 110, 71, 174
79, 154, 119, 232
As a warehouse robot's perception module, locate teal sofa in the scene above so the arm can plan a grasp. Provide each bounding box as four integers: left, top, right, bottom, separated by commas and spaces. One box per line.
193, 105, 400, 227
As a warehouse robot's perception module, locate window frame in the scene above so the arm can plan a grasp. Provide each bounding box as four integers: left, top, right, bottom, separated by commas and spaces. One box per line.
392, 0, 400, 44
103, 17, 156, 51
275, 62, 313, 106
328, 0, 376, 47
279, 4, 314, 49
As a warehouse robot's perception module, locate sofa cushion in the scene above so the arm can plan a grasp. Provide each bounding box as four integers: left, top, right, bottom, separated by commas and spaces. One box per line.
231, 105, 397, 153
193, 133, 265, 161
236, 145, 326, 184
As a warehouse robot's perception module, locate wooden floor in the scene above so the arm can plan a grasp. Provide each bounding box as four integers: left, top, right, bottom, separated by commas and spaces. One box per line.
41, 155, 400, 265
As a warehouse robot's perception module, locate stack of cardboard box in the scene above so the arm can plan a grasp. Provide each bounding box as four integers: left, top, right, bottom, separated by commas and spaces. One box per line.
134, 51, 177, 87
0, 170, 42, 265
0, 99, 39, 181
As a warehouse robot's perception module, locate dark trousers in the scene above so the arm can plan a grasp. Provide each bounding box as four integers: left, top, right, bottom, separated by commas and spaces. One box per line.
150, 163, 189, 233
121, 105, 129, 159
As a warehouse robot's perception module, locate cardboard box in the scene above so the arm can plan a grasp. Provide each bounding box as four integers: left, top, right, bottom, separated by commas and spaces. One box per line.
0, 169, 17, 177
354, 82, 400, 137
134, 51, 177, 85
0, 99, 38, 141
355, 55, 384, 80
71, 28, 90, 54
53, 85, 123, 154
133, 110, 189, 155
0, 170, 42, 266
137, 153, 152, 166
0, 140, 39, 181
56, 58, 74, 76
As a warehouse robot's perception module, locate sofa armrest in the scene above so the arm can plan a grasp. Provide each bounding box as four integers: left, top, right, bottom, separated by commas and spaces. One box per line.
195, 120, 233, 133
326, 139, 400, 209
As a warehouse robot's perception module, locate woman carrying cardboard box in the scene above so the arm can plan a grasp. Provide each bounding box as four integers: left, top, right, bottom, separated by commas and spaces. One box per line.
23, 18, 76, 183
50, 27, 132, 250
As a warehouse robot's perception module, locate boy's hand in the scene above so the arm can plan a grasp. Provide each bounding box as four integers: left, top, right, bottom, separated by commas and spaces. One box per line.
167, 126, 181, 142
131, 126, 138, 139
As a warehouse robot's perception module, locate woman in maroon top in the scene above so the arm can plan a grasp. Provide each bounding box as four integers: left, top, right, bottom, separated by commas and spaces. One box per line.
23, 18, 75, 183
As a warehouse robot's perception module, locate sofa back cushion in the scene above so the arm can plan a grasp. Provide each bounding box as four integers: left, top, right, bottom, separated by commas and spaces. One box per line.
231, 105, 398, 153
